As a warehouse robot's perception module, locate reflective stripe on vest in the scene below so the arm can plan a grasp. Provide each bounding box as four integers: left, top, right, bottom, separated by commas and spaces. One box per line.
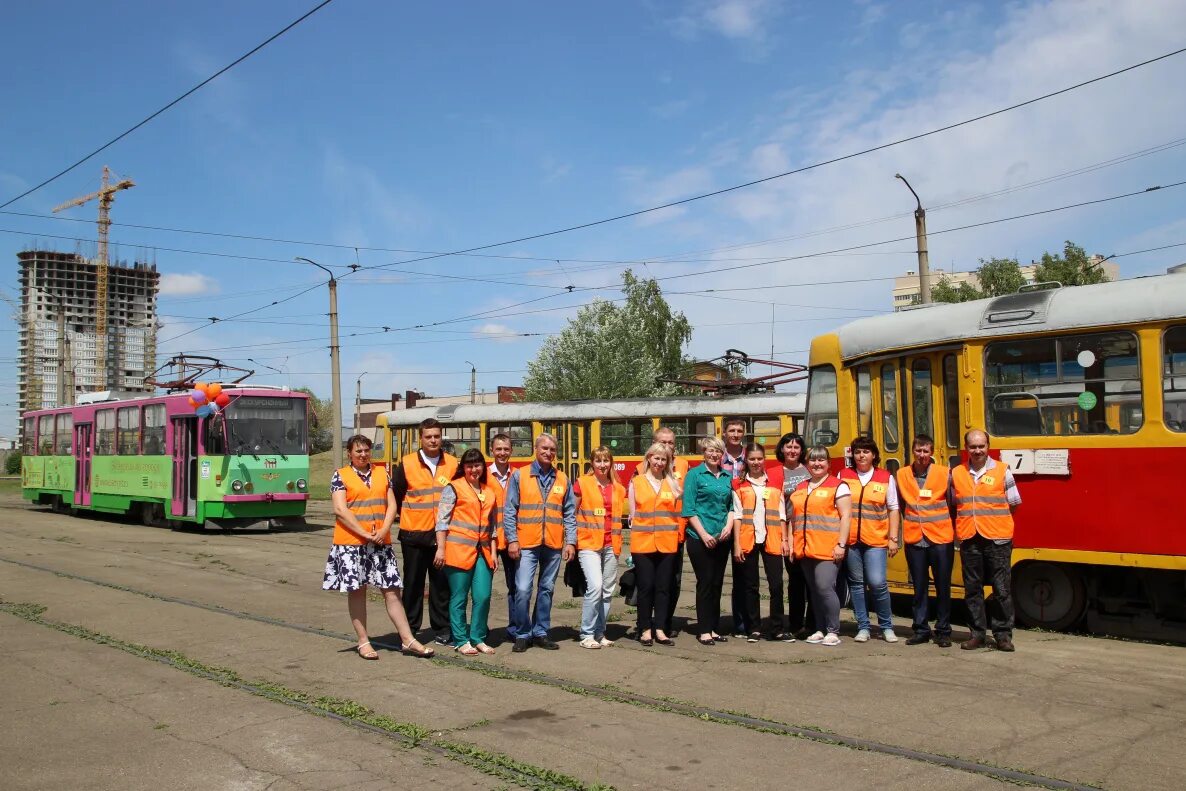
490, 475, 509, 551
895, 464, 954, 544
575, 474, 626, 555
399, 452, 460, 532
736, 481, 783, 555
789, 476, 844, 561
951, 464, 1015, 541
631, 479, 680, 554
333, 465, 390, 546
442, 481, 497, 570
514, 467, 568, 549
839, 467, 891, 548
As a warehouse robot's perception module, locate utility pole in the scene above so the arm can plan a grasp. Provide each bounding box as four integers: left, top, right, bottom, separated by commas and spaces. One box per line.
465, 360, 476, 404
355, 371, 368, 432
895, 173, 932, 304
296, 257, 343, 465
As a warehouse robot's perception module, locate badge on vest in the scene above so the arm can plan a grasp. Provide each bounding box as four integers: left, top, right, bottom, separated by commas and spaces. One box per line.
477, 491, 486, 502
551, 484, 564, 496
919, 488, 933, 498
660, 491, 674, 501
872, 483, 886, 493
437, 475, 448, 485
674, 471, 682, 479
982, 476, 995, 486
814, 489, 830, 498
593, 507, 606, 516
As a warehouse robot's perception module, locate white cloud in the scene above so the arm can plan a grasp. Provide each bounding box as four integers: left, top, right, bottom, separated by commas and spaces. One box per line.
159, 272, 220, 297
475, 323, 524, 343
668, 0, 781, 49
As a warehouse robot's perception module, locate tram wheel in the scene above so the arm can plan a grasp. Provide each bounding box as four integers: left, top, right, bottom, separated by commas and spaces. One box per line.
1013, 562, 1087, 631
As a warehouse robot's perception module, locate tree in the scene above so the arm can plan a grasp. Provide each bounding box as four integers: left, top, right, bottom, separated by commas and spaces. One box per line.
930, 276, 981, 303
1034, 240, 1110, 286
931, 257, 1026, 304
4, 451, 21, 475
523, 269, 694, 400
295, 387, 335, 454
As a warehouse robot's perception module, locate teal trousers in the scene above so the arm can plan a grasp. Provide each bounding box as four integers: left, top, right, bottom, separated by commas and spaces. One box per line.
446, 560, 494, 647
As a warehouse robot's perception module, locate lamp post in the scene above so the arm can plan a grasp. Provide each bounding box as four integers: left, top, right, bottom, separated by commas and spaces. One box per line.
464, 360, 476, 404
295, 257, 343, 465
355, 371, 368, 432
895, 173, 932, 305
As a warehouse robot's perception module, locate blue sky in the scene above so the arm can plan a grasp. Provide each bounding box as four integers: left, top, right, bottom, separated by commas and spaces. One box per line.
3, 0, 1186, 431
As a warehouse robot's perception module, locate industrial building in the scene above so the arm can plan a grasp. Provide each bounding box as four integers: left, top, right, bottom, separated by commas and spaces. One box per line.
16, 249, 159, 414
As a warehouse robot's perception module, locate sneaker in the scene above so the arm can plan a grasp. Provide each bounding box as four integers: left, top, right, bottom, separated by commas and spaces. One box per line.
747, 631, 761, 643
579, 637, 601, 649
433, 632, 451, 646
853, 629, 871, 643
773, 632, 797, 643
882, 629, 899, 643
822, 633, 842, 647
805, 631, 825, 644
598, 637, 615, 647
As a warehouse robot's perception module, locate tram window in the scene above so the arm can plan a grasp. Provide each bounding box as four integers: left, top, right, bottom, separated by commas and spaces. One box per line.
23, 417, 35, 454
95, 409, 116, 455
656, 418, 702, 454
751, 416, 782, 447
911, 360, 934, 443
985, 331, 1142, 435
117, 407, 141, 455
942, 355, 960, 448
55, 413, 73, 455
803, 365, 839, 447
204, 414, 226, 455
856, 367, 872, 436
38, 415, 55, 455
487, 423, 533, 457
880, 364, 900, 451
143, 405, 166, 455
442, 424, 481, 455
1164, 325, 1186, 432
599, 419, 652, 455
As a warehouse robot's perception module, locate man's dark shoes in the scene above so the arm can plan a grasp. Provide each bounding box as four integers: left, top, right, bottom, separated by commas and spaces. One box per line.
532, 636, 560, 650
995, 636, 1016, 652
512, 638, 530, 653
934, 636, 953, 648
905, 633, 931, 646
433, 632, 451, 646
960, 635, 988, 650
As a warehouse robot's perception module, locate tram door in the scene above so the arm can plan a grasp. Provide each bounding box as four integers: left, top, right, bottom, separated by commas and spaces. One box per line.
73, 423, 93, 507
171, 416, 198, 517
544, 422, 591, 481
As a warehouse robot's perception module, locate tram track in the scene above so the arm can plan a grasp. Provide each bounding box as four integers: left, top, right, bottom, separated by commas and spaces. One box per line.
0, 553, 1102, 791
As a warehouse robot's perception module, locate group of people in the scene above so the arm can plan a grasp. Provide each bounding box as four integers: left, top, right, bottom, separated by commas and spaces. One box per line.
322, 417, 1022, 659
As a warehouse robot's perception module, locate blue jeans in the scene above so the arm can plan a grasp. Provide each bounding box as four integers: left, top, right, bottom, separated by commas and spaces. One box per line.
846, 544, 894, 632
513, 546, 563, 639
578, 547, 618, 640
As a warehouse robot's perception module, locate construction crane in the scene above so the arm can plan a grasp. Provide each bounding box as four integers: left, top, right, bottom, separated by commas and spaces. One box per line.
53, 166, 135, 391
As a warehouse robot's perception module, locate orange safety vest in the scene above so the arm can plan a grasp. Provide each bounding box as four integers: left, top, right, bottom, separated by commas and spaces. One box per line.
790, 476, 845, 561
631, 477, 681, 554
399, 452, 459, 533
575, 474, 627, 554
840, 468, 892, 547
951, 462, 1015, 541
895, 463, 954, 545
489, 467, 510, 551
333, 465, 390, 546
734, 478, 784, 555
442, 480, 497, 570
512, 467, 569, 549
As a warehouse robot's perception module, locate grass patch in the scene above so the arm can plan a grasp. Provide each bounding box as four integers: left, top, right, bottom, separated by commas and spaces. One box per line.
0, 478, 23, 497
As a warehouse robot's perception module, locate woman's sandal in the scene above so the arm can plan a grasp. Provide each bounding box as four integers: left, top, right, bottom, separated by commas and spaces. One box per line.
456, 643, 480, 656
475, 643, 496, 655
401, 639, 435, 658
357, 641, 380, 660
697, 635, 716, 646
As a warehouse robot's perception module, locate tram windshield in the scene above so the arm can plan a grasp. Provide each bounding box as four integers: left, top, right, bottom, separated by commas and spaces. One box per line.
223, 396, 308, 456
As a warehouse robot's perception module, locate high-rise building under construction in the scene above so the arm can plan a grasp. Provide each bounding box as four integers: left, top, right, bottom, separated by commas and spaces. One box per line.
16, 249, 159, 414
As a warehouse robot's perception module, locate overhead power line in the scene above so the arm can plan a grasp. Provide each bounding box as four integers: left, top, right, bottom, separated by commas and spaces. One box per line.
0, 0, 338, 210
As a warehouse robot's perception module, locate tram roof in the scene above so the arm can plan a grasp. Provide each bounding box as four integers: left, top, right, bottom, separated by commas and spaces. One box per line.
832, 273, 1186, 362
378, 392, 806, 427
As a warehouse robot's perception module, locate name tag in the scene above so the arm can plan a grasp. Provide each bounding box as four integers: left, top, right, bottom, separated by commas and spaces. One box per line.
551, 485, 564, 495
982, 476, 995, 486
437, 475, 448, 485
814, 489, 830, 498
660, 491, 674, 501
477, 491, 486, 503
919, 488, 933, 498
872, 483, 885, 494
593, 508, 606, 517
674, 471, 682, 479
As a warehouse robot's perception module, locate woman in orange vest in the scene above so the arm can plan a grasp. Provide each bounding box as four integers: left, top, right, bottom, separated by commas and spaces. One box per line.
730, 442, 788, 644
789, 446, 852, 647
433, 448, 500, 656
839, 436, 901, 643
575, 445, 627, 649
629, 441, 683, 646
322, 435, 435, 660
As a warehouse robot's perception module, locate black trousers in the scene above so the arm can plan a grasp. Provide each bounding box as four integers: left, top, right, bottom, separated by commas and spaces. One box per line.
666, 543, 685, 630
400, 540, 451, 633
498, 548, 520, 638
960, 535, 1014, 639
634, 551, 678, 634
905, 541, 954, 637
733, 550, 787, 633
686, 537, 730, 635
786, 558, 814, 632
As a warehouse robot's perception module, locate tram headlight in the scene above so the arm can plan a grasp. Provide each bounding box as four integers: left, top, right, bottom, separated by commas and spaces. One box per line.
296, 478, 307, 491
245, 482, 254, 493
231, 479, 244, 493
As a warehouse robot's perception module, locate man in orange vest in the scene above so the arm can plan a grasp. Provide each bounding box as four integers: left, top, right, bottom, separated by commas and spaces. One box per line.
503, 432, 577, 652
488, 433, 518, 640
392, 418, 459, 645
634, 427, 690, 632
895, 434, 955, 648
953, 429, 1022, 652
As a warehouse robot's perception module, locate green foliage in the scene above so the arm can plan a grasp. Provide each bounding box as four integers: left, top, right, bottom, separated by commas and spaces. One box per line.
294, 387, 334, 454
931, 257, 1026, 303
4, 451, 21, 475
930, 276, 982, 303
1034, 241, 1110, 286
523, 270, 694, 400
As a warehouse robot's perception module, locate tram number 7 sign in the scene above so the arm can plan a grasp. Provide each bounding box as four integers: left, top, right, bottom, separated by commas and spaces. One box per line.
1000, 449, 1035, 474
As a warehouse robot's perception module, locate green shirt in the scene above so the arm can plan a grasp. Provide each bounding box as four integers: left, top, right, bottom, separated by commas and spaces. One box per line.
680, 463, 734, 539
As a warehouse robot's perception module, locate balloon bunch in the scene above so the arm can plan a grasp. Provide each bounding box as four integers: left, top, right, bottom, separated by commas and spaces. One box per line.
188, 383, 232, 418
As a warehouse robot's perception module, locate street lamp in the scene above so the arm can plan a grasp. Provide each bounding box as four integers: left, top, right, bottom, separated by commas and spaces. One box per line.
354, 371, 368, 432
464, 360, 476, 404
295, 257, 343, 465
895, 173, 932, 305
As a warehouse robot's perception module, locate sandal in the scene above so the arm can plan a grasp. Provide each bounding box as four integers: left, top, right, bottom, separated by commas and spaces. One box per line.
356, 641, 379, 660
475, 643, 496, 655
697, 635, 715, 646
456, 643, 479, 656
401, 639, 435, 658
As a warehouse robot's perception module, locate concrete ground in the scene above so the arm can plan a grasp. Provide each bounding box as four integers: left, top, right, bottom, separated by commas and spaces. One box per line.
1, 495, 1182, 791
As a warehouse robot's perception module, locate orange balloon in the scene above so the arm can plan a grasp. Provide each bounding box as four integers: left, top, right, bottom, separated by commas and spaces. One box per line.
187, 397, 199, 409
206, 383, 222, 399
195, 382, 211, 395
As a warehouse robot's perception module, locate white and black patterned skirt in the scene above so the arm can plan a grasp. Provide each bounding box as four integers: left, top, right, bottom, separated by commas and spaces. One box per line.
322, 543, 404, 592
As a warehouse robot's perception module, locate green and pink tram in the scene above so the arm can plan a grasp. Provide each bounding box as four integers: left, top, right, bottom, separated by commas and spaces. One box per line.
20, 387, 310, 529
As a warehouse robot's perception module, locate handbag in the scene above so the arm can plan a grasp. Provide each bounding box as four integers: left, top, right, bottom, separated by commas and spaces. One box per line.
563, 557, 587, 597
